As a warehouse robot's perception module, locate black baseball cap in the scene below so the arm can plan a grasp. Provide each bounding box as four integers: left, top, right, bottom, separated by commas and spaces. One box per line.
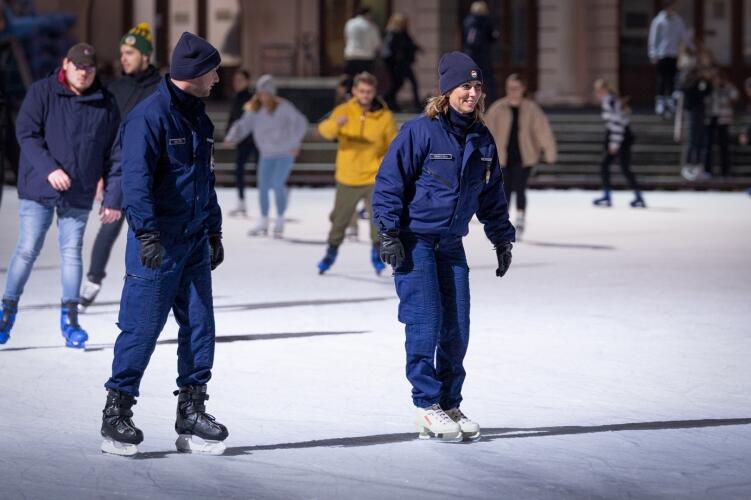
66, 43, 97, 67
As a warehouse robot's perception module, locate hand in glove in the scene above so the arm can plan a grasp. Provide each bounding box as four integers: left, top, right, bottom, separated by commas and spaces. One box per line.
136, 232, 164, 269
209, 234, 224, 270
379, 231, 405, 269
494, 241, 513, 278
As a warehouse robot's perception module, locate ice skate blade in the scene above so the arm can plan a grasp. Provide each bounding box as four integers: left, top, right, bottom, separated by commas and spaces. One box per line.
101, 438, 138, 456
175, 434, 226, 455
462, 431, 481, 442
417, 429, 463, 443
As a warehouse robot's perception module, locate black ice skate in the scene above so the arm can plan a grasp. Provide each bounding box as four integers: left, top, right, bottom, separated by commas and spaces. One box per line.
174, 385, 228, 455
101, 389, 143, 456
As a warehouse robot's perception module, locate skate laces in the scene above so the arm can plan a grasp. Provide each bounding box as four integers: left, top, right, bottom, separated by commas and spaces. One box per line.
446, 407, 469, 423
427, 404, 455, 425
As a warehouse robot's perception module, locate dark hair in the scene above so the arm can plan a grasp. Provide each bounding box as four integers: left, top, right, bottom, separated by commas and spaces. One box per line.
357, 6, 371, 16
236, 68, 250, 80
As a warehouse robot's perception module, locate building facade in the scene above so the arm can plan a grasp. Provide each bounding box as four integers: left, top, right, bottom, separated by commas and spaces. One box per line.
33, 0, 751, 106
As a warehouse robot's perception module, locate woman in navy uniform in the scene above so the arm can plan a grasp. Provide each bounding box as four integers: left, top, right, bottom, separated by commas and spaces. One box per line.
373, 52, 514, 442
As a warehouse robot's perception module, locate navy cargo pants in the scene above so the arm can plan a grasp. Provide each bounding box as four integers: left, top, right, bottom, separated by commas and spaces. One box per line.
105, 229, 215, 397
394, 234, 470, 409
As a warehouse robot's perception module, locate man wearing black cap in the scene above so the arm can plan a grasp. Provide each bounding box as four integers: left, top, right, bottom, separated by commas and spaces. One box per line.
101, 32, 228, 456
0, 43, 121, 348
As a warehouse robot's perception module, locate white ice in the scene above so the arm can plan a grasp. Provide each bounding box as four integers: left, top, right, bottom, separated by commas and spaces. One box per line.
0, 187, 750, 500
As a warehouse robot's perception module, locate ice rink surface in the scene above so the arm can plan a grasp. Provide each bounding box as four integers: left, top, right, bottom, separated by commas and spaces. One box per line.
0, 186, 750, 500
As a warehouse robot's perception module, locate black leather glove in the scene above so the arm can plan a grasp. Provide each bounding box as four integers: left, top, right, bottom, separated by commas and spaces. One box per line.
379, 231, 405, 269
209, 234, 224, 271
494, 241, 513, 278
136, 231, 164, 269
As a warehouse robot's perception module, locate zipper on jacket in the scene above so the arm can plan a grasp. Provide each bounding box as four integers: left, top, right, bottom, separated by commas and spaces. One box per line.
425, 167, 453, 189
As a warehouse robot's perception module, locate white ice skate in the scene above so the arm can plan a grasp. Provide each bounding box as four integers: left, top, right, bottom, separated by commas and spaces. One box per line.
272, 217, 284, 239
78, 280, 101, 313
228, 199, 247, 217
248, 217, 269, 237
175, 434, 226, 455
101, 438, 138, 456
445, 407, 481, 441
415, 404, 463, 442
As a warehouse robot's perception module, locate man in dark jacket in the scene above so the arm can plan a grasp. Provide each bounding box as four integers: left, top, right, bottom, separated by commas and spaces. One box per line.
78, 22, 161, 312
225, 68, 256, 216
100, 32, 228, 457
0, 43, 121, 348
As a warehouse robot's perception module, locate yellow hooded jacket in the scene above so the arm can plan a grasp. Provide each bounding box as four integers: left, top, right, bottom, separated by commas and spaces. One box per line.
318, 98, 397, 186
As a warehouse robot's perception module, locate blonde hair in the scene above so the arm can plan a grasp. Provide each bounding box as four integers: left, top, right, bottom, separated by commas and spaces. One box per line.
594, 78, 630, 112
386, 12, 408, 32
424, 93, 486, 123
470, 1, 490, 16
245, 94, 280, 114
353, 71, 377, 88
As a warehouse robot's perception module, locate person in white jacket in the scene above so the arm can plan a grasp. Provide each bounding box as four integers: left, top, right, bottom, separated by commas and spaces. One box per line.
343, 7, 381, 93
648, 0, 689, 118
225, 75, 308, 237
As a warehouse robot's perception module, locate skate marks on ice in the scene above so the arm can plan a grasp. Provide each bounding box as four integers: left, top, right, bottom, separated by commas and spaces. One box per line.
519, 240, 616, 251
0, 330, 369, 353
0, 264, 58, 274
76, 296, 395, 316
130, 417, 751, 460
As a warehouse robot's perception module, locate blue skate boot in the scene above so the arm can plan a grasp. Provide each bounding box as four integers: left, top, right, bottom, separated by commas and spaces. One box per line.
371, 246, 385, 275
61, 301, 88, 348
317, 245, 338, 275
0, 299, 19, 344
630, 192, 646, 208
593, 191, 612, 207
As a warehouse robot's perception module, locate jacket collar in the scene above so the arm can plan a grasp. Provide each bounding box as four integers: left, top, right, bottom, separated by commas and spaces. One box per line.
158, 74, 206, 119
52, 69, 105, 101
346, 96, 386, 115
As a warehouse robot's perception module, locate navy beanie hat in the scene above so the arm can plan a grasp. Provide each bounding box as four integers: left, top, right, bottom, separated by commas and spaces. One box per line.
170, 32, 221, 80
438, 51, 482, 94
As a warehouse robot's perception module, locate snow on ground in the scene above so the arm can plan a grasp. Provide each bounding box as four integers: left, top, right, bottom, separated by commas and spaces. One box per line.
0, 186, 750, 500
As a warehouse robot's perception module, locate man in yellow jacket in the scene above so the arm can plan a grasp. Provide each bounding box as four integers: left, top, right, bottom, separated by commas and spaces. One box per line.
317, 72, 398, 275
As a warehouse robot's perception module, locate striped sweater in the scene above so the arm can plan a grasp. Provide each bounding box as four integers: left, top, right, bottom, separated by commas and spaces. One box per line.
601, 93, 629, 151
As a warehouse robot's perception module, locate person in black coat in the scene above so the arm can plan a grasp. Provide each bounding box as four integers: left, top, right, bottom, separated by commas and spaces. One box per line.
462, 1, 499, 103
79, 23, 161, 312
383, 13, 421, 112
225, 68, 257, 216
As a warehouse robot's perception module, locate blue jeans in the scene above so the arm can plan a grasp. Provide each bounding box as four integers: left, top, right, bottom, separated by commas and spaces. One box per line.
394, 234, 470, 409
105, 229, 215, 397
3, 199, 89, 303
257, 154, 294, 217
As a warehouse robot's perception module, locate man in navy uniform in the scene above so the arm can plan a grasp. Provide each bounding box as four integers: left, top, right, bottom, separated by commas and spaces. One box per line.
100, 32, 228, 456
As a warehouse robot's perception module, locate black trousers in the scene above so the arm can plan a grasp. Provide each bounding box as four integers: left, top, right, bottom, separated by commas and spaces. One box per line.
502, 161, 532, 211
600, 129, 640, 193
344, 59, 375, 94
385, 63, 421, 111
704, 117, 730, 176
656, 57, 678, 97
234, 140, 257, 200
87, 216, 125, 284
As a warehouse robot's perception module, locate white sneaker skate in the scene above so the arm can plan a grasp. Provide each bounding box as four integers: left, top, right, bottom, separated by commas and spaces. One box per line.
228, 200, 247, 217
175, 434, 226, 455
248, 217, 269, 237
100, 438, 138, 456
515, 213, 525, 241
415, 404, 463, 442
78, 280, 101, 313
272, 217, 284, 239
445, 407, 481, 441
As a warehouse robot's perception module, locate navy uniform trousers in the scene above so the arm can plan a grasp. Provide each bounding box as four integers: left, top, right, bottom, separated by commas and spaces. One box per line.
395, 233, 470, 410
105, 229, 214, 397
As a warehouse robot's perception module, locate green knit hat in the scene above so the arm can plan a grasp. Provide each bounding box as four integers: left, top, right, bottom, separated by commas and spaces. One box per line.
120, 22, 153, 55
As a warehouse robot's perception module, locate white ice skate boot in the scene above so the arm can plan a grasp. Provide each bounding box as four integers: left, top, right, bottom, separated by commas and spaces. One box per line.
445, 407, 481, 441
248, 216, 269, 237
515, 212, 525, 241
78, 280, 101, 313
415, 404, 463, 442
228, 199, 247, 217
272, 217, 284, 238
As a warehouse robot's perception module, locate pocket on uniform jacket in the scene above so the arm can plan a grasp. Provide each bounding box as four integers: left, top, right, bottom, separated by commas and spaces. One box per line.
167, 139, 191, 167
117, 273, 158, 332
